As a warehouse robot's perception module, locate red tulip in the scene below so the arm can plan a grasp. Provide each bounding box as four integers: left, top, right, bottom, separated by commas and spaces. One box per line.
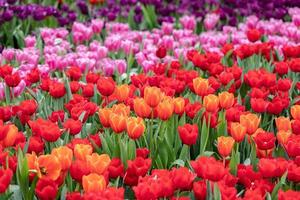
0, 168, 13, 193
97, 77, 115, 97
108, 158, 124, 179
171, 167, 195, 191
254, 131, 276, 150
178, 123, 198, 146
35, 178, 58, 200
247, 29, 261, 42
63, 119, 82, 135
156, 45, 167, 59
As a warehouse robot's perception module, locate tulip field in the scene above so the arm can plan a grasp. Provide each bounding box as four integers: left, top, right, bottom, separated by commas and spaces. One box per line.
1, 0, 300, 199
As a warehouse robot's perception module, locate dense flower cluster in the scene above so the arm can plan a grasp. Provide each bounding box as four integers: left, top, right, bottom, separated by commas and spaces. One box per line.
1, 1, 300, 199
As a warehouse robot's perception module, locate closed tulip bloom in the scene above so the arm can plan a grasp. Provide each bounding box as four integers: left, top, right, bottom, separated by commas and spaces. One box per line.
82, 173, 106, 193
218, 92, 234, 109
291, 105, 300, 120
98, 108, 112, 128
133, 98, 151, 118
38, 154, 62, 180
240, 113, 261, 135
74, 144, 93, 161
0, 168, 13, 193
144, 86, 162, 108
193, 77, 209, 96
275, 117, 291, 132
173, 97, 185, 115
178, 123, 198, 146
2, 124, 18, 147
230, 122, 247, 142
97, 77, 115, 97
86, 153, 111, 175
35, 178, 58, 200
203, 94, 219, 113
277, 130, 292, 145
115, 84, 130, 102
156, 97, 174, 121
109, 113, 127, 133
51, 146, 73, 171
49, 82, 66, 98
126, 117, 145, 140
217, 136, 235, 157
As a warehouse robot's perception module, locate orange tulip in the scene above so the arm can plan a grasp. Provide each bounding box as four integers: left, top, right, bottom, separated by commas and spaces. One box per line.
98, 108, 112, 128
275, 117, 291, 131
74, 144, 93, 161
277, 130, 292, 145
240, 113, 261, 135
115, 84, 130, 102
291, 105, 300, 120
193, 77, 209, 96
230, 122, 247, 143
203, 94, 219, 113
218, 92, 234, 109
156, 97, 174, 121
86, 153, 111, 175
144, 86, 162, 108
26, 152, 41, 178
111, 103, 130, 116
2, 124, 18, 147
109, 113, 127, 133
133, 98, 152, 118
51, 146, 73, 171
126, 117, 145, 139
173, 97, 185, 115
82, 173, 106, 193
217, 136, 235, 157
38, 154, 62, 180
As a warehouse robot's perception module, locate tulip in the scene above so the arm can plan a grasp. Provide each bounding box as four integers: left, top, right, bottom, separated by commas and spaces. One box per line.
126, 117, 145, 140
115, 84, 130, 102
109, 113, 127, 133
218, 92, 234, 109
193, 180, 206, 200
193, 77, 209, 96
51, 146, 73, 171
0, 168, 13, 193
240, 113, 261, 135
254, 131, 276, 150
156, 97, 174, 121
2, 124, 18, 147
171, 167, 195, 191
35, 178, 58, 200
178, 123, 198, 146
86, 153, 111, 175
98, 108, 112, 128
108, 158, 124, 179
38, 154, 62, 180
217, 136, 235, 157
275, 116, 291, 132
49, 82, 66, 98
97, 77, 115, 97
156, 45, 167, 59
133, 98, 152, 118
173, 97, 185, 115
291, 105, 300, 120
82, 173, 106, 193
230, 122, 247, 143
144, 86, 162, 108
70, 160, 90, 182
74, 144, 93, 161
63, 119, 82, 135
203, 94, 219, 113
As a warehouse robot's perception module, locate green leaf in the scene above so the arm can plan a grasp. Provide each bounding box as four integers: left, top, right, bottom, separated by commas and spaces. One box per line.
179, 145, 189, 161
170, 159, 185, 168
271, 171, 287, 200
200, 116, 210, 155
213, 183, 222, 200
